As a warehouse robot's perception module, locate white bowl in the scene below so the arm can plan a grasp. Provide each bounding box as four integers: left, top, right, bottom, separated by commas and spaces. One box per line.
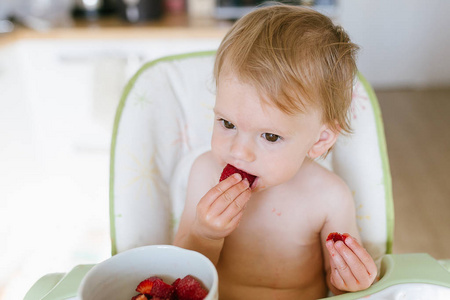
78, 245, 218, 300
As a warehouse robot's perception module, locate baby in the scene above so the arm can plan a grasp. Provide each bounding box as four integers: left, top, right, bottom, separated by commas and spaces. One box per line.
174, 4, 377, 299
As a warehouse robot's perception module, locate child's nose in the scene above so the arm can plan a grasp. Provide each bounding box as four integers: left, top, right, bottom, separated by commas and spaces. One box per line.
230, 136, 256, 163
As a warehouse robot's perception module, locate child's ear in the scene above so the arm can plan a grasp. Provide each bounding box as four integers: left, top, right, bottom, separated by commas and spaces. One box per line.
308, 125, 339, 159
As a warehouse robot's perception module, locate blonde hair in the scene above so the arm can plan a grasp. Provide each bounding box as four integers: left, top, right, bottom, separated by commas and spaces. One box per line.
214, 4, 359, 134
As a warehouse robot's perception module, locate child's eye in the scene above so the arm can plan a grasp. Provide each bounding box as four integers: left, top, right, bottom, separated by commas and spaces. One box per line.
262, 133, 281, 143
220, 119, 235, 129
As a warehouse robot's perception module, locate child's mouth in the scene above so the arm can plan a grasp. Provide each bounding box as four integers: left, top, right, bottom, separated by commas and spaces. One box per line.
219, 164, 257, 188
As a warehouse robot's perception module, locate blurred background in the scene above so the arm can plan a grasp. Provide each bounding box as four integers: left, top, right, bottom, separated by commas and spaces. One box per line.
0, 0, 449, 299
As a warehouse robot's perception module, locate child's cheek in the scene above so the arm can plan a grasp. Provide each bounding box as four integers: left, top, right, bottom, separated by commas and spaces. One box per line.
210, 128, 220, 152
210, 134, 226, 164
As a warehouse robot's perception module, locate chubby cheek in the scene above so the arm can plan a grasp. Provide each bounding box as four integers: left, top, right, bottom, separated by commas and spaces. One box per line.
210, 129, 226, 165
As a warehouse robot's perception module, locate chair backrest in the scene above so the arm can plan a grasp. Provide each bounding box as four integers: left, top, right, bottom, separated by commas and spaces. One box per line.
109, 51, 394, 264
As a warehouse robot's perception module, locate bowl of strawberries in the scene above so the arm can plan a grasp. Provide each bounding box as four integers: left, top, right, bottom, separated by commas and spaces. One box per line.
78, 245, 218, 300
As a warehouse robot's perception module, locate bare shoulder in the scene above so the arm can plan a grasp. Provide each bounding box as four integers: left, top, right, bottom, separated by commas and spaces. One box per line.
297, 158, 353, 207
189, 151, 221, 184
186, 151, 221, 204
300, 159, 359, 238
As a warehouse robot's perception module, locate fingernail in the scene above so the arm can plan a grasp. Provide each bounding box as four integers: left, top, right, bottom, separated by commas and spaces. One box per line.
326, 240, 334, 248
335, 241, 344, 249
243, 178, 249, 187
233, 173, 242, 180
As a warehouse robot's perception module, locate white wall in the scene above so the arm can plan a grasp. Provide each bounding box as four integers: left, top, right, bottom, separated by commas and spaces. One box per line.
337, 0, 450, 89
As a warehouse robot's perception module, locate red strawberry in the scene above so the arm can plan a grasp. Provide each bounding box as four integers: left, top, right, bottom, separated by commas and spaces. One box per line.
150, 279, 175, 299
136, 278, 154, 294
220, 164, 256, 186
136, 276, 175, 299
175, 275, 209, 300
172, 278, 181, 288
131, 294, 147, 300
327, 232, 349, 243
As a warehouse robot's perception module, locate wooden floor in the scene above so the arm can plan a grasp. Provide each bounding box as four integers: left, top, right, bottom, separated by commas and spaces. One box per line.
376, 88, 450, 259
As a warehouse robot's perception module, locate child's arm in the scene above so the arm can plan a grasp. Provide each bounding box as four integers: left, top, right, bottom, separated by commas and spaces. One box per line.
320, 179, 377, 295
173, 154, 251, 265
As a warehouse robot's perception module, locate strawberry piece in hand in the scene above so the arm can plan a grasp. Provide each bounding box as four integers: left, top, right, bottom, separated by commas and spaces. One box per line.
220, 164, 256, 186
136, 276, 175, 299
175, 275, 209, 300
327, 232, 350, 243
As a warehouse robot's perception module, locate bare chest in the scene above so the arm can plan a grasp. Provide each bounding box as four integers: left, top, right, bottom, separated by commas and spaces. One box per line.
217, 191, 327, 296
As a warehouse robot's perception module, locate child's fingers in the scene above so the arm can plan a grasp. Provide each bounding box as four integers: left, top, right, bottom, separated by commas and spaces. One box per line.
200, 187, 250, 236
326, 240, 358, 289
193, 175, 252, 240
207, 178, 250, 216
329, 258, 346, 289
219, 186, 251, 223
345, 236, 378, 281
198, 173, 243, 210
334, 241, 368, 286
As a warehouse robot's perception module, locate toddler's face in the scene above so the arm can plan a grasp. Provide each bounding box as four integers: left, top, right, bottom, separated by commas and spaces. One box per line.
212, 73, 326, 191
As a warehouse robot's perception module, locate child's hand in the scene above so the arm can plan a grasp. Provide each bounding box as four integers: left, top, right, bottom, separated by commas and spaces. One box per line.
325, 234, 377, 292
191, 173, 251, 241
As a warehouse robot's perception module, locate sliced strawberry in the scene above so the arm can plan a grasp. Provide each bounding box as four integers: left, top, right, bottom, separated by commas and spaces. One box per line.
136, 276, 175, 299
220, 164, 256, 186
175, 275, 209, 300
131, 294, 147, 300
326, 232, 349, 243
136, 278, 155, 294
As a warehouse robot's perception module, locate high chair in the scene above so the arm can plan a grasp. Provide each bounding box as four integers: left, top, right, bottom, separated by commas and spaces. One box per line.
25, 51, 450, 300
